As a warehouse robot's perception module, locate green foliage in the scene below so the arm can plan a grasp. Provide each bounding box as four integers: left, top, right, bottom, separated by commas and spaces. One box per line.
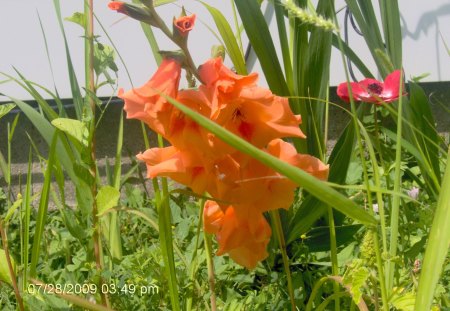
0, 249, 15, 285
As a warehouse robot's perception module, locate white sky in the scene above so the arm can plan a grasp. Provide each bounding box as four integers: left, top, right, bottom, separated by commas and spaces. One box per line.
1, 0, 449, 101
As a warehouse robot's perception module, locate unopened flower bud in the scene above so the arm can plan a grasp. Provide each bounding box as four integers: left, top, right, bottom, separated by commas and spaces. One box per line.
172, 9, 196, 45
108, 1, 157, 27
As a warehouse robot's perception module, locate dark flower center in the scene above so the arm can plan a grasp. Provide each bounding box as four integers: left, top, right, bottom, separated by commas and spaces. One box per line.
232, 109, 243, 120
367, 83, 383, 95
184, 21, 191, 28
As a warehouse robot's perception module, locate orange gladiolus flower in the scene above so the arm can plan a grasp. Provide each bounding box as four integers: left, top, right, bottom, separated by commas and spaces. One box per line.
137, 146, 213, 194
220, 139, 329, 211
173, 14, 196, 36
198, 58, 305, 148
203, 201, 271, 269
119, 58, 182, 137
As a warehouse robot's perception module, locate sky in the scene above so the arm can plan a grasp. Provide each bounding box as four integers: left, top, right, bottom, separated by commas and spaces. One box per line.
0, 0, 449, 101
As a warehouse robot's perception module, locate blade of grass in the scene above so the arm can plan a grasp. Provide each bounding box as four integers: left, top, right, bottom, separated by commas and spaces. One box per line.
378, 0, 402, 69
274, 0, 293, 90
270, 210, 296, 310
53, 0, 84, 119
21, 148, 33, 292
109, 110, 124, 260
158, 179, 181, 311
29, 134, 57, 277
37, 10, 64, 115
199, 1, 247, 75
414, 146, 450, 311
234, 0, 290, 96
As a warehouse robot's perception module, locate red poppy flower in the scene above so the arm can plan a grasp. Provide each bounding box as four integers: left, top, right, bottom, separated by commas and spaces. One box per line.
337, 70, 406, 104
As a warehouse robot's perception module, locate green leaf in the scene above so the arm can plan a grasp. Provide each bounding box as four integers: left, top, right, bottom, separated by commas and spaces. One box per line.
233, 0, 289, 96
303, 225, 362, 252
53, 0, 84, 119
97, 186, 121, 216
64, 12, 86, 29
51, 118, 89, 147
415, 146, 450, 311
3, 196, 22, 224
391, 291, 415, 311
199, 1, 247, 75
0, 248, 15, 285
343, 260, 370, 305
0, 103, 15, 119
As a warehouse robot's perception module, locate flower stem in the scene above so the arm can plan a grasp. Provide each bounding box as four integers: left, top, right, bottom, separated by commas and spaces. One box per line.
270, 210, 296, 311
85, 0, 109, 307
327, 206, 340, 311
386, 74, 404, 293
204, 231, 217, 311
186, 198, 206, 311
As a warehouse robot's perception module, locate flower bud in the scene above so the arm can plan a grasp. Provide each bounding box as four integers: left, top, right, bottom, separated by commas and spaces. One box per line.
172, 9, 196, 45
108, 1, 157, 27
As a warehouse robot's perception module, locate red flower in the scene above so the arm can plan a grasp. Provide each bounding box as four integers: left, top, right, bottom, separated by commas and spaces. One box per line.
337, 70, 406, 104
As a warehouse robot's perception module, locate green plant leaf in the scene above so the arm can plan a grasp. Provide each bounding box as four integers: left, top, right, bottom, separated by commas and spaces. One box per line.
0, 103, 15, 119
199, 1, 247, 75
415, 146, 450, 311
233, 0, 289, 96
51, 118, 89, 147
64, 12, 86, 29
3, 196, 23, 224
0, 248, 15, 285
343, 261, 370, 305
302, 224, 362, 252
391, 291, 415, 311
97, 186, 121, 216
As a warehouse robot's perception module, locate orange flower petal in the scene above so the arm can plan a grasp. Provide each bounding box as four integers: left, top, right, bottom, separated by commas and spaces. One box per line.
120, 58, 181, 137
173, 14, 196, 35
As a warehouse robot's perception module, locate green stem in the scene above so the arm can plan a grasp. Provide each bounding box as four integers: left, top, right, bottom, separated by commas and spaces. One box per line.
186, 199, 206, 311
146, 5, 203, 83
204, 231, 217, 311
387, 74, 404, 293
85, 0, 108, 306
316, 292, 348, 311
327, 206, 340, 311
156, 134, 180, 311
270, 210, 296, 311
